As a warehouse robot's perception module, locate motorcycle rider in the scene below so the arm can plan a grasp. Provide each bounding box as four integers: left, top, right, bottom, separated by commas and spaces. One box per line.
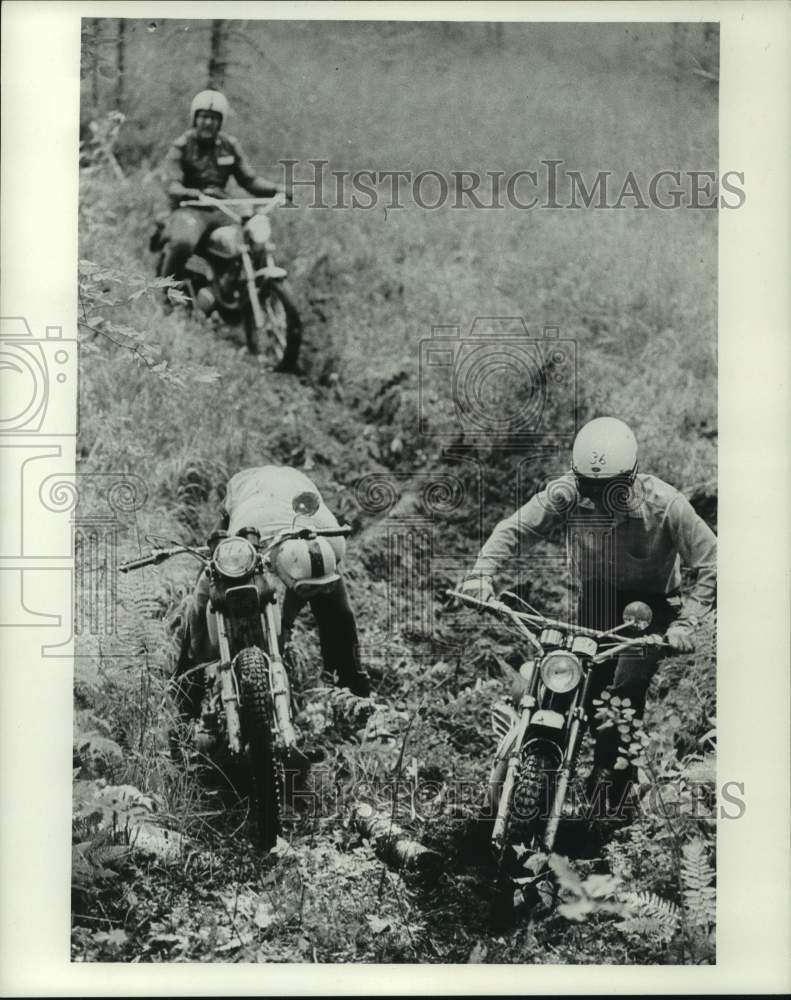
173, 464, 372, 719
158, 89, 287, 288
458, 416, 717, 817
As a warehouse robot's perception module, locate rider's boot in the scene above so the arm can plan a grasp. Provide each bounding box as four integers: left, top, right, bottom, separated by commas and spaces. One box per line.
607, 763, 640, 826
585, 763, 639, 827
336, 665, 372, 698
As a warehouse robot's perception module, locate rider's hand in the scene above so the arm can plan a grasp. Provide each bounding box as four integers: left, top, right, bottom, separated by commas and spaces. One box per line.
457, 575, 495, 605
665, 621, 696, 653
202, 186, 226, 200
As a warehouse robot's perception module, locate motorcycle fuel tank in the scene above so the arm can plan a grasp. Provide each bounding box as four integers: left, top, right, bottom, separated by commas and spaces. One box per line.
206, 225, 244, 259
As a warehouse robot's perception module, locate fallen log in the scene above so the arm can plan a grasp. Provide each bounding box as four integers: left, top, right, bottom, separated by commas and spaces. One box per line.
352, 802, 442, 878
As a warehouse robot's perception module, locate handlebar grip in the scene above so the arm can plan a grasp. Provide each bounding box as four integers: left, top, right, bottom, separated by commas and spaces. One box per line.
288, 526, 351, 539
264, 526, 352, 550
119, 549, 175, 573
446, 588, 493, 606
119, 555, 154, 573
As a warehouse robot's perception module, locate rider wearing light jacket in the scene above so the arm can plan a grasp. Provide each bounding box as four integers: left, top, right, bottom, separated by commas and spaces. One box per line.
460, 417, 717, 809
159, 90, 286, 286
176, 465, 371, 714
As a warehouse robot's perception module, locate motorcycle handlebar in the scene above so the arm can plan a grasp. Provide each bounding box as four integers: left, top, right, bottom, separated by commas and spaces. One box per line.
179, 193, 287, 220
447, 589, 544, 654
591, 634, 670, 663
119, 526, 350, 573
259, 524, 351, 553
447, 590, 511, 616
447, 589, 673, 659
119, 545, 210, 573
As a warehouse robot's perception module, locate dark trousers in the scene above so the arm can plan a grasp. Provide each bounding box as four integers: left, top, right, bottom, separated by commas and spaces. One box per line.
577, 587, 679, 769
159, 207, 228, 283
280, 578, 365, 690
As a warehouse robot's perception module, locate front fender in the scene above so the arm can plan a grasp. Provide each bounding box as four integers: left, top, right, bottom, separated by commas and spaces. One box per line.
256, 265, 287, 280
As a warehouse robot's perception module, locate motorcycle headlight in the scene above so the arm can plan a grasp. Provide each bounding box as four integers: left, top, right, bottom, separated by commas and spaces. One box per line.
539, 650, 582, 694
245, 214, 272, 247
213, 537, 257, 579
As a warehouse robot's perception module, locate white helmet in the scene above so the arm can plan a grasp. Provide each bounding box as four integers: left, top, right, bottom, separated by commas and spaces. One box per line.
190, 89, 229, 126
274, 536, 340, 596
572, 417, 638, 480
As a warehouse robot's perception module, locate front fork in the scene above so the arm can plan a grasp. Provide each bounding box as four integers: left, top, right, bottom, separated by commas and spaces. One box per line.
216, 613, 243, 754
543, 713, 583, 851
543, 671, 592, 851
214, 603, 298, 756
262, 602, 298, 750
493, 692, 535, 849
493, 672, 593, 855
241, 247, 266, 330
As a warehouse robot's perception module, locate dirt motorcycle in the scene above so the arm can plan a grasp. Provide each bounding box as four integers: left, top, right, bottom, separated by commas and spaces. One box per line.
449, 588, 671, 905
152, 191, 302, 371
120, 497, 348, 850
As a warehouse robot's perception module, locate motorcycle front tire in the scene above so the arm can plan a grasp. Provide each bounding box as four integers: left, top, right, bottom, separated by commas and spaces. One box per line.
244, 280, 302, 372
235, 647, 281, 851
509, 747, 557, 850
490, 747, 558, 925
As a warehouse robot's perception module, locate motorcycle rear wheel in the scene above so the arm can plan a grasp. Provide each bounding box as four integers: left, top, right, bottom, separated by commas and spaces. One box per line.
243, 281, 302, 372
235, 647, 281, 851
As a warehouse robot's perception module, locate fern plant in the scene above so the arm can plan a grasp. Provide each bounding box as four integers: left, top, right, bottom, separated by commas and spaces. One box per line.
680, 837, 716, 929
617, 889, 681, 944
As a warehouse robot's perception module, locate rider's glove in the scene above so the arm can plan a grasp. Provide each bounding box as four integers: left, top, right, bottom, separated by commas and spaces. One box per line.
665, 619, 697, 653
458, 575, 495, 605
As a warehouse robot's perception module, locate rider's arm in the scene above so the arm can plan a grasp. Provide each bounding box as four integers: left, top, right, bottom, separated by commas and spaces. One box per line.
228, 136, 283, 197
213, 506, 230, 534
470, 487, 560, 579
214, 477, 232, 533
666, 493, 717, 621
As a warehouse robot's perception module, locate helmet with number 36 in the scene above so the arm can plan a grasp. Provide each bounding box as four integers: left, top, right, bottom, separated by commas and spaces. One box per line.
572, 417, 638, 481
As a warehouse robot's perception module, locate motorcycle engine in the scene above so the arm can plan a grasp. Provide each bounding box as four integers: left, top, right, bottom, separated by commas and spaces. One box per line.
215, 264, 240, 310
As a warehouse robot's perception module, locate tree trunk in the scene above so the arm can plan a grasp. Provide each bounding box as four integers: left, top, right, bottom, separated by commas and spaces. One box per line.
353, 802, 442, 878
90, 18, 100, 107
115, 18, 125, 111
208, 20, 228, 90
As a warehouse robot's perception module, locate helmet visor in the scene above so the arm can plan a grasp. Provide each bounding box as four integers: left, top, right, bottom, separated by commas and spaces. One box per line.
574, 472, 635, 502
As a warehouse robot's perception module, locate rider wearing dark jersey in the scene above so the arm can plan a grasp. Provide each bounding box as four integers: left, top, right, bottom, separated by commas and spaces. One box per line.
159, 89, 286, 286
